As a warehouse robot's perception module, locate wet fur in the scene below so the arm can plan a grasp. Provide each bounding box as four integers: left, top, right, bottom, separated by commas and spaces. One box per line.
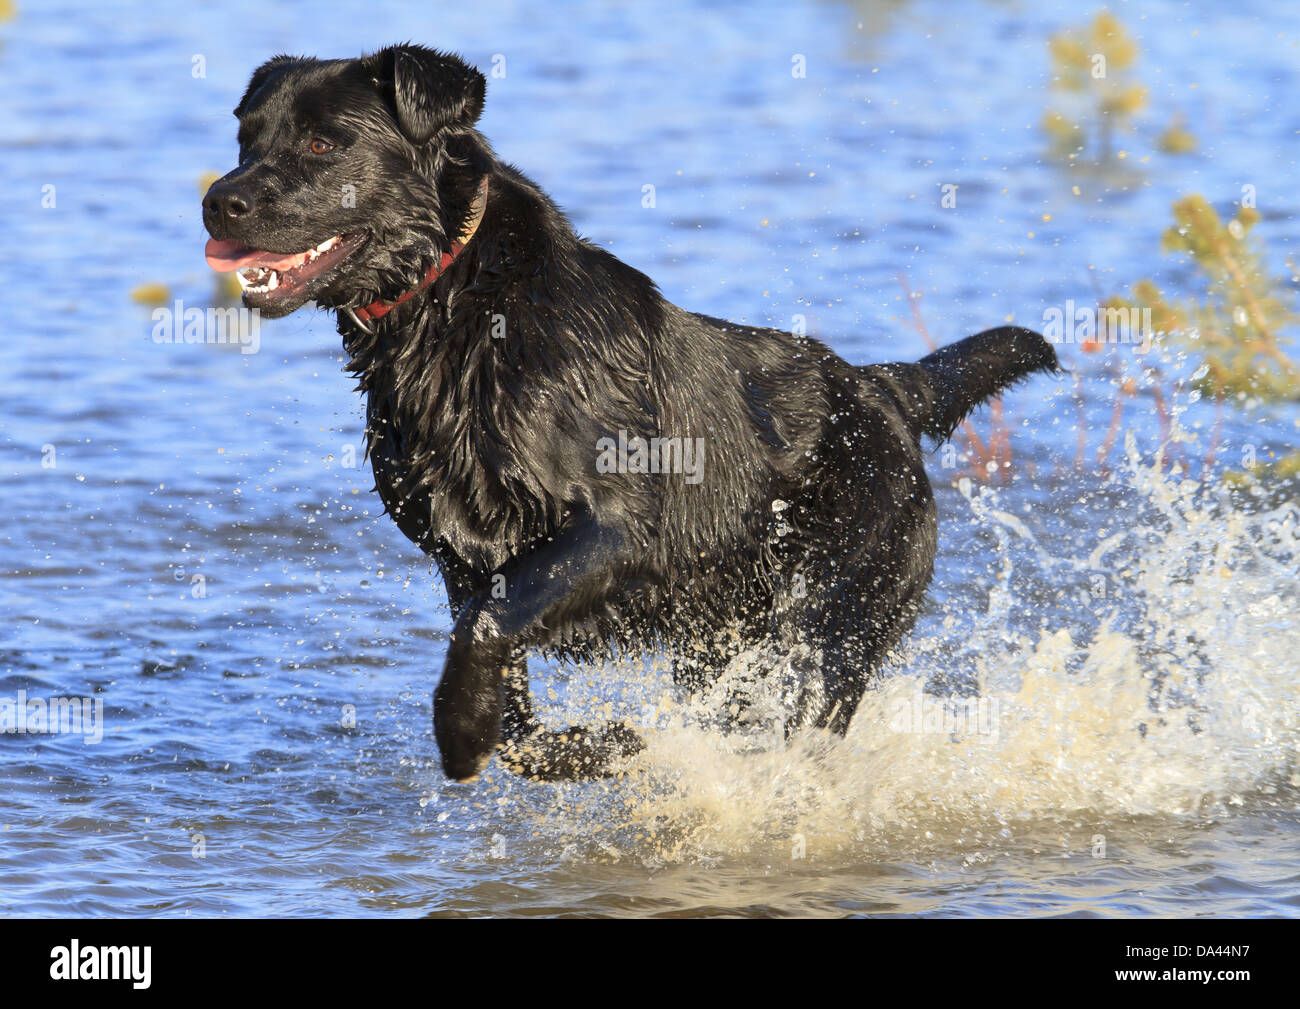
203, 45, 1060, 782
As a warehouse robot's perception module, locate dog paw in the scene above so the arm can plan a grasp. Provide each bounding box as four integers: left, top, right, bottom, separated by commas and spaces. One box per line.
499, 721, 644, 782
595, 720, 646, 759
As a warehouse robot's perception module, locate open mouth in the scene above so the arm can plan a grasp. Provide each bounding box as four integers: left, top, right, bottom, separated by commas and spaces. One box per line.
204, 232, 368, 307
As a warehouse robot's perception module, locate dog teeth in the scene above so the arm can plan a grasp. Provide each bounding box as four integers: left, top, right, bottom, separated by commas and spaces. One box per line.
237, 266, 280, 294
306, 235, 342, 262
234, 236, 342, 294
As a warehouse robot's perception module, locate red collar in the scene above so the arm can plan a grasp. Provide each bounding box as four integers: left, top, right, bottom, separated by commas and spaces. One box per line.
351, 176, 490, 325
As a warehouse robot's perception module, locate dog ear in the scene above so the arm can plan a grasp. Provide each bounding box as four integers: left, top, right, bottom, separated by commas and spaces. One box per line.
368, 45, 486, 144
234, 54, 305, 116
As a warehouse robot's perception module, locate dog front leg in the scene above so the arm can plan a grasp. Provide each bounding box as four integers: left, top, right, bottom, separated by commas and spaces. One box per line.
433, 625, 511, 781
433, 509, 645, 782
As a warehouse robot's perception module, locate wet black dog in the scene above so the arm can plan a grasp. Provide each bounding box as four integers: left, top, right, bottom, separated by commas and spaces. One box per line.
203, 45, 1058, 782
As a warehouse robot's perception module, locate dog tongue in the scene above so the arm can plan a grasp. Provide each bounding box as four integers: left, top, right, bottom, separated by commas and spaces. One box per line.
205, 238, 311, 273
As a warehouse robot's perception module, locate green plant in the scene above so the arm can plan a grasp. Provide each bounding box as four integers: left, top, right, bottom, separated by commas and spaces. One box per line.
1043, 10, 1196, 162
1043, 11, 1148, 160
1107, 195, 1300, 484
1107, 195, 1300, 401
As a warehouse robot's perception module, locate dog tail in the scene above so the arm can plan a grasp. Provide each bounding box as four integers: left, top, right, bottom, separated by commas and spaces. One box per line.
862, 326, 1060, 443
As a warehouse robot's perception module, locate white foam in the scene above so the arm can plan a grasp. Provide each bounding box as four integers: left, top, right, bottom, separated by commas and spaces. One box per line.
497, 435, 1300, 864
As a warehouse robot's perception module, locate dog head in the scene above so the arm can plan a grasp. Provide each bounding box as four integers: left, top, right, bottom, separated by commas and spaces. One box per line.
202, 45, 488, 318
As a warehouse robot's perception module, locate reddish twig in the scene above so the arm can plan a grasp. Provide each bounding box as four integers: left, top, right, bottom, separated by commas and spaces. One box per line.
1096, 377, 1134, 472
988, 398, 1012, 484
1073, 372, 1088, 470
1203, 390, 1225, 475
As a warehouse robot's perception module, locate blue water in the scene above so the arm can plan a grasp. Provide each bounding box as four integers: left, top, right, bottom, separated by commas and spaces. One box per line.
2, 0, 1298, 917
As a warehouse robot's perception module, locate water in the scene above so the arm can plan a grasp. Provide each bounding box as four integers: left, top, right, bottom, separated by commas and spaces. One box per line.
1, 0, 1298, 916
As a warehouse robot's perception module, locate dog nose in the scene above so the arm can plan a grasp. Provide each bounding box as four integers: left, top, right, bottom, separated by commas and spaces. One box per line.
203, 183, 254, 220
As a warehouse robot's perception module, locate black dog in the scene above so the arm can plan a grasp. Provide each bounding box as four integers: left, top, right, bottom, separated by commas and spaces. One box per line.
203, 45, 1058, 782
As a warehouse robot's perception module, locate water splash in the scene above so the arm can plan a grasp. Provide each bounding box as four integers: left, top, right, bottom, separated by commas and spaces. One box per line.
482, 441, 1299, 866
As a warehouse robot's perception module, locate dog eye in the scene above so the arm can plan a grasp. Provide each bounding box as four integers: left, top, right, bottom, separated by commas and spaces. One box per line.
308, 138, 334, 155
